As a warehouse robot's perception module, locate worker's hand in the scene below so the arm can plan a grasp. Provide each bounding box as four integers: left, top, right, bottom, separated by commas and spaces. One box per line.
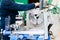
35, 2, 40, 7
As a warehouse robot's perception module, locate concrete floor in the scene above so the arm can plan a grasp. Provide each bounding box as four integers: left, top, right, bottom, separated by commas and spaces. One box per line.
50, 14, 60, 40
45, 0, 60, 40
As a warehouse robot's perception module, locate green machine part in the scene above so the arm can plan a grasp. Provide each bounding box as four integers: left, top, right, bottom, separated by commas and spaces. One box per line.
47, 0, 56, 14
48, 0, 60, 16
56, 3, 60, 16
48, 0, 53, 4
15, 0, 28, 22
15, 0, 28, 4
47, 0, 58, 15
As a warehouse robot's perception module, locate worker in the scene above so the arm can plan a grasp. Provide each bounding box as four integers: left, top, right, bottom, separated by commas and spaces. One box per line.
0, 0, 40, 30
0, 0, 40, 40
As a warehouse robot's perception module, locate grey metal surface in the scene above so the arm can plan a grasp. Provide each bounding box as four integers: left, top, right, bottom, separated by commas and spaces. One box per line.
40, 0, 43, 10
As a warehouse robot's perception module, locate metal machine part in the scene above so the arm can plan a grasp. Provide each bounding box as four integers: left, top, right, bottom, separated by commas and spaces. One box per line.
26, 8, 51, 28
5, 16, 10, 31
26, 8, 53, 40
9, 24, 26, 31
29, 8, 44, 25
15, 15, 24, 26
40, 0, 43, 10
0, 29, 3, 40
9, 15, 24, 31
9, 33, 44, 40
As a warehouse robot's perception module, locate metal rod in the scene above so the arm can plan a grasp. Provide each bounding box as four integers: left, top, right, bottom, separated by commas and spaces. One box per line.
40, 0, 43, 10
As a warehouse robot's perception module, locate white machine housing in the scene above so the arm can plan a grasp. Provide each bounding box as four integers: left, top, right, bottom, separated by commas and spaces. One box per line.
26, 8, 52, 40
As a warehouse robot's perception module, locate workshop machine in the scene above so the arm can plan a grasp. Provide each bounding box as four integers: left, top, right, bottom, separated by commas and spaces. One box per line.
0, 8, 52, 40
1, 0, 60, 40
